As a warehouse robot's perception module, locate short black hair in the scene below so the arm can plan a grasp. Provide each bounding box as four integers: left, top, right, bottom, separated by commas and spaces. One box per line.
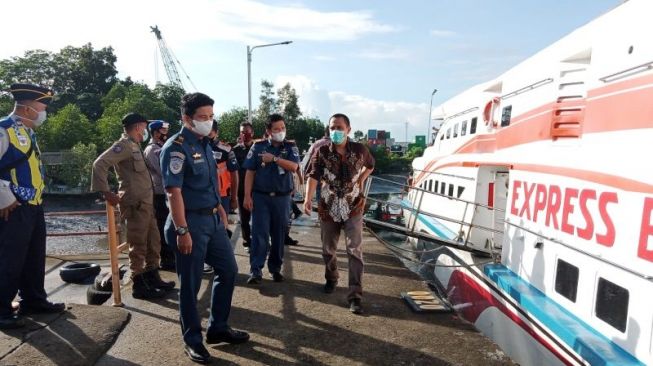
240, 121, 253, 130
211, 119, 218, 133
181, 92, 214, 117
329, 113, 350, 127
266, 113, 285, 130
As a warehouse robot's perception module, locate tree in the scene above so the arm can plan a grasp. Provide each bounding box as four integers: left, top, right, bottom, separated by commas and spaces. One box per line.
277, 83, 301, 123
0, 49, 56, 116
354, 130, 364, 141
255, 80, 276, 123
154, 83, 184, 121
38, 104, 95, 151
217, 107, 248, 144
57, 142, 97, 191
404, 145, 425, 159
96, 83, 177, 150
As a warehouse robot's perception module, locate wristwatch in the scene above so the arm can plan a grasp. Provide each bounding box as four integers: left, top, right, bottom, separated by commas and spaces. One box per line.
273, 156, 279, 163
175, 226, 189, 236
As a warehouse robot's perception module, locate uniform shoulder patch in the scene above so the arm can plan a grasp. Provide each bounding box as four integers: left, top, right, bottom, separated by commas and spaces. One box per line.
173, 135, 185, 145
291, 146, 299, 156
217, 142, 231, 152
112, 144, 123, 153
246, 149, 254, 159
170, 156, 184, 174
170, 151, 185, 159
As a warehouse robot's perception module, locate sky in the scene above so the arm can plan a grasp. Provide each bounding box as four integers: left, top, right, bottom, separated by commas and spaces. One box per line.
3, 0, 620, 142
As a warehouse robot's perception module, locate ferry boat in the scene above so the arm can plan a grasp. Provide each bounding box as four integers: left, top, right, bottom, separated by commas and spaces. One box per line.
403, 1, 653, 364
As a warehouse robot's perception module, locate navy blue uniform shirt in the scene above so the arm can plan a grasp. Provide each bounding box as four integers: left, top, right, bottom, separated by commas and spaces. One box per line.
242, 139, 300, 194
160, 127, 220, 210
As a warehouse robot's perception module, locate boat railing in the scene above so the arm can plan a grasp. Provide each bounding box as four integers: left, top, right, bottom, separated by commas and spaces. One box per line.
363, 175, 503, 258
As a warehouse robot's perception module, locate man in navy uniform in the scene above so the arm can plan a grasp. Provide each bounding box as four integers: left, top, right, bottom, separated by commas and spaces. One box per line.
160, 92, 248, 364
232, 121, 255, 250
0, 84, 65, 329
243, 113, 300, 284
144, 120, 175, 270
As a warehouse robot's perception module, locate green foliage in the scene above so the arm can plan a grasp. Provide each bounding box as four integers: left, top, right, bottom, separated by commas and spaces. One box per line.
255, 80, 276, 123
58, 142, 97, 191
153, 83, 184, 121
96, 82, 178, 150
38, 104, 95, 151
354, 130, 364, 141
404, 145, 424, 159
217, 107, 248, 144
277, 83, 301, 123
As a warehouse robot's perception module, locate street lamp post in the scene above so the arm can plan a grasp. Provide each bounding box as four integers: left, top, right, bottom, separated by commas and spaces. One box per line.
427, 88, 438, 144
247, 41, 293, 123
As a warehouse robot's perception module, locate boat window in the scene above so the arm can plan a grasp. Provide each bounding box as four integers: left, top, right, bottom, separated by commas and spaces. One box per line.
440, 133, 444, 141
440, 182, 446, 195
461, 120, 467, 136
434, 180, 438, 193
446, 128, 451, 139
448, 184, 454, 197
501, 105, 512, 127
554, 259, 578, 302
595, 278, 629, 332
454, 123, 459, 138
428, 180, 432, 192
470, 117, 477, 134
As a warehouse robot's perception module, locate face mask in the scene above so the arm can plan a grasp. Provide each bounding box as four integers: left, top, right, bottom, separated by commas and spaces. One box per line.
159, 133, 168, 142
241, 132, 253, 143
330, 130, 347, 145
142, 128, 149, 142
192, 119, 213, 136
17, 104, 47, 128
271, 131, 286, 142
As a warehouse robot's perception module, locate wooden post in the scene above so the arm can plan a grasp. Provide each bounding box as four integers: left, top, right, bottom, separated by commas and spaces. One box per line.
105, 203, 123, 307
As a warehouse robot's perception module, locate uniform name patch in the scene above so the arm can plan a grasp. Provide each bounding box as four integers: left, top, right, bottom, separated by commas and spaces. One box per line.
170, 157, 184, 174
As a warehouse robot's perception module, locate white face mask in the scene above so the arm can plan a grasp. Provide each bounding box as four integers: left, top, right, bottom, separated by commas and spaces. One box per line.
17, 104, 47, 128
271, 131, 286, 142
192, 119, 213, 136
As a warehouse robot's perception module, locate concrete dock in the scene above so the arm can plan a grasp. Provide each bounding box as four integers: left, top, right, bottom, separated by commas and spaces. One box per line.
1, 215, 513, 365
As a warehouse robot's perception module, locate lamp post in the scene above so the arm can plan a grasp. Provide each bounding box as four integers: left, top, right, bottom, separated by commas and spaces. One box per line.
427, 88, 438, 144
247, 41, 293, 123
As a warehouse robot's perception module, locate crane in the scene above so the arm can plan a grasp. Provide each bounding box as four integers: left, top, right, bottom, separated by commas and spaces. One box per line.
150, 25, 196, 91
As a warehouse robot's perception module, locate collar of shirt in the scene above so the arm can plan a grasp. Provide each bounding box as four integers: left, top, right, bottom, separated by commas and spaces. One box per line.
328, 139, 351, 157
181, 126, 206, 145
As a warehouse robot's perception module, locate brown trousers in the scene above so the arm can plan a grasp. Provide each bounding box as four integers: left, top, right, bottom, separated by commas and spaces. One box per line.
320, 214, 364, 300
120, 202, 161, 276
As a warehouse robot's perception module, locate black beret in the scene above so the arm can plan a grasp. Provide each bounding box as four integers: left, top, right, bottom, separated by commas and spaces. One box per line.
121, 113, 147, 127
10, 83, 54, 105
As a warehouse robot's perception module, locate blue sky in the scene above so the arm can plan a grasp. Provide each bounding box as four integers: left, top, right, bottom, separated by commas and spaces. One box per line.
4, 0, 619, 142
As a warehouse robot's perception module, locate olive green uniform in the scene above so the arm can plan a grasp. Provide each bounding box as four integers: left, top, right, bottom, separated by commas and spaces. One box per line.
91, 134, 160, 275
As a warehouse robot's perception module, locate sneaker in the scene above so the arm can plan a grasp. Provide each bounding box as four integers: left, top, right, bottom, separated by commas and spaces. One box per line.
323, 280, 337, 294
247, 275, 262, 285
349, 298, 363, 315
272, 272, 284, 282
203, 264, 214, 274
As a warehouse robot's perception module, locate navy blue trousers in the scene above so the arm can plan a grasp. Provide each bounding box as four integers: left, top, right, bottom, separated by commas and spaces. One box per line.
250, 192, 290, 277
165, 212, 238, 346
0, 204, 48, 316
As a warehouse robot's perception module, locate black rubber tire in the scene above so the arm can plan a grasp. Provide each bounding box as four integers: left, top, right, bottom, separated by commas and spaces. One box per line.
86, 286, 112, 305
59, 263, 101, 284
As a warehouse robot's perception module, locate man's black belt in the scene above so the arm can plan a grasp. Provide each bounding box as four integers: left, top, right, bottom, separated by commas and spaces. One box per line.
253, 190, 291, 197
186, 206, 220, 215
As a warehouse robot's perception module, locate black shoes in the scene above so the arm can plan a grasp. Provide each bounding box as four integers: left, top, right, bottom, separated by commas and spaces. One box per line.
284, 235, 299, 246
144, 269, 175, 291
247, 275, 262, 285
349, 298, 363, 315
324, 280, 337, 294
184, 343, 211, 364
272, 272, 284, 282
18, 301, 66, 315
206, 327, 250, 345
0, 313, 25, 329
132, 273, 166, 299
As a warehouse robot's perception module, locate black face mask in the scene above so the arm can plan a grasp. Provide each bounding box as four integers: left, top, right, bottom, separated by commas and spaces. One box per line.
159, 133, 168, 141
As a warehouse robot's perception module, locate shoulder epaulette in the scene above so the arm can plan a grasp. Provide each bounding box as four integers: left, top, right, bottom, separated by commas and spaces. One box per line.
285, 139, 297, 145
253, 139, 266, 145
173, 135, 185, 145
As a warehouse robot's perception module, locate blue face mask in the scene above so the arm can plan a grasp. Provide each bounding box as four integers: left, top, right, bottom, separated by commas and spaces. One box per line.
330, 130, 347, 145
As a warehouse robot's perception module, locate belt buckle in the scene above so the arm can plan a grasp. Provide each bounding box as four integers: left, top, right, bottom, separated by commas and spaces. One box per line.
212, 207, 218, 214
270, 192, 276, 197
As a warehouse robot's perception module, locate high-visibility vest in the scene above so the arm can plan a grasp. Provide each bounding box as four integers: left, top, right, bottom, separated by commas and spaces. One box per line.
217, 160, 230, 197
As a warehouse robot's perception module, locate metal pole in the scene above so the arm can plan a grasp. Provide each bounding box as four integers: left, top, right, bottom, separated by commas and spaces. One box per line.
428, 89, 437, 144
106, 203, 123, 307
247, 46, 252, 123
246, 41, 293, 124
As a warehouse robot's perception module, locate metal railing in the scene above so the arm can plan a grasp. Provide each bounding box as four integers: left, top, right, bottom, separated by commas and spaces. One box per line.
45, 205, 125, 306
363, 175, 504, 258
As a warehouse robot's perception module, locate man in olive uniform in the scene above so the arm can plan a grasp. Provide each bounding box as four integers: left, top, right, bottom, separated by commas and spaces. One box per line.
91, 113, 174, 299
0, 84, 65, 329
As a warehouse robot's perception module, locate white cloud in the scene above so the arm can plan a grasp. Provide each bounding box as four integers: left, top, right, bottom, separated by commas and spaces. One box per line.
275, 75, 429, 142
430, 29, 456, 37
313, 55, 336, 62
